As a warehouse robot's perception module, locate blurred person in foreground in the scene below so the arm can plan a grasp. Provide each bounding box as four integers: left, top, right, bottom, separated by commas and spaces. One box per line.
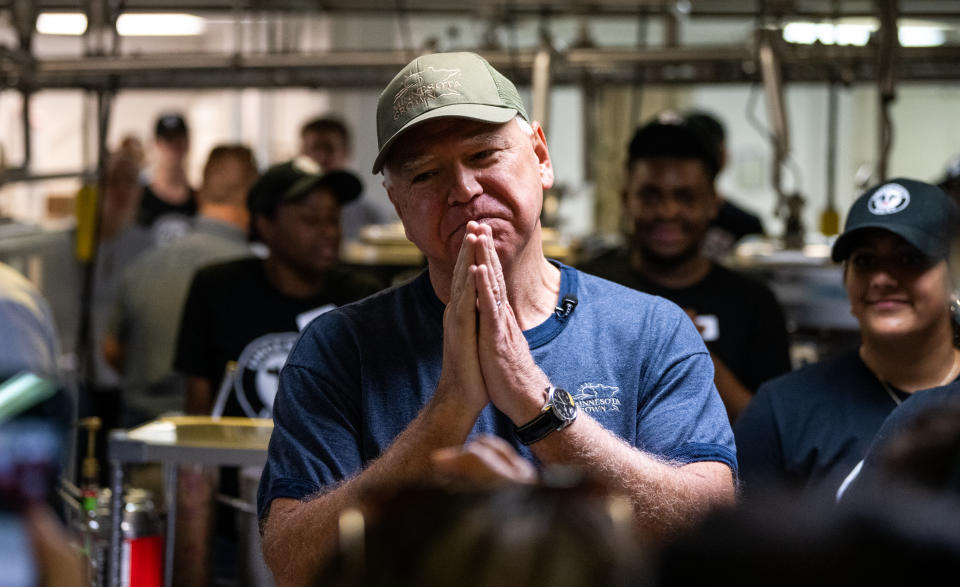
314, 457, 646, 587
104, 144, 258, 427
579, 115, 790, 421
0, 265, 81, 586
837, 379, 960, 502
736, 179, 960, 500
258, 52, 736, 587
657, 484, 960, 587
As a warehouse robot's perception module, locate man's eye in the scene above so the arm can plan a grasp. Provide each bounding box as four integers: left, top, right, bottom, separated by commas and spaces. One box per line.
471, 149, 496, 161
851, 253, 874, 267
411, 171, 436, 184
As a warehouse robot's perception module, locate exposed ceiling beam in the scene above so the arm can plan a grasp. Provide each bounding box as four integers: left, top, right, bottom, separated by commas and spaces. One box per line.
5, 44, 960, 90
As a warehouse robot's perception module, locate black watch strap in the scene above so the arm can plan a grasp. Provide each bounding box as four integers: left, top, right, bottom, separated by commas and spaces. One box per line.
515, 409, 564, 446
514, 387, 577, 446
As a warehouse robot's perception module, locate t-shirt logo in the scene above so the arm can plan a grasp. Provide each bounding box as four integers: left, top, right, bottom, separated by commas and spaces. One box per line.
227, 332, 299, 418
868, 183, 910, 215
573, 383, 621, 414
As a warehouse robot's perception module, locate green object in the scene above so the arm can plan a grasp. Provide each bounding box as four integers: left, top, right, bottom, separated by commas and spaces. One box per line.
373, 51, 528, 174
0, 372, 57, 424
82, 495, 98, 512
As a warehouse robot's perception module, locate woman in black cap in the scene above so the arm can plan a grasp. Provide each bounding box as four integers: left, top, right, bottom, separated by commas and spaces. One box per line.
735, 178, 960, 500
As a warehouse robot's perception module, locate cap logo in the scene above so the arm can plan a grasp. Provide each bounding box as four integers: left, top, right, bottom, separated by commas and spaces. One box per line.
393, 67, 463, 121
292, 155, 321, 175
868, 183, 911, 215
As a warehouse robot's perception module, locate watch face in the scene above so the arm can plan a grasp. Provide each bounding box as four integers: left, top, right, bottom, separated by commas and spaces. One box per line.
551, 388, 577, 421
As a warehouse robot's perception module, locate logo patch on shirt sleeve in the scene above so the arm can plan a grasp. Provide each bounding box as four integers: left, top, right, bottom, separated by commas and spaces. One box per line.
572, 383, 621, 414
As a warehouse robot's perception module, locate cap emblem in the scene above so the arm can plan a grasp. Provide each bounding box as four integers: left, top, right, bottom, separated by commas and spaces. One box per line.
393, 67, 463, 121
291, 155, 321, 175
868, 183, 911, 215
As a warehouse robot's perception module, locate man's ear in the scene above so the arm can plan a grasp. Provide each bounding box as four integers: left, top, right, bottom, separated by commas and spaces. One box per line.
383, 175, 418, 244
383, 175, 405, 221
530, 121, 554, 190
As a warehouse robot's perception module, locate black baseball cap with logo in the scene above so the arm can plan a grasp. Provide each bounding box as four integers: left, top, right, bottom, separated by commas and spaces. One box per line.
247, 156, 362, 219
831, 178, 958, 262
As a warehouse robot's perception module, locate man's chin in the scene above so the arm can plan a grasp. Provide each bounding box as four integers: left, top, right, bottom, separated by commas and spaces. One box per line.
639, 245, 700, 268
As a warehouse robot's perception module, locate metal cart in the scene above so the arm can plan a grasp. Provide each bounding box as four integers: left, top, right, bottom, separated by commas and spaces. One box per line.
107, 416, 273, 587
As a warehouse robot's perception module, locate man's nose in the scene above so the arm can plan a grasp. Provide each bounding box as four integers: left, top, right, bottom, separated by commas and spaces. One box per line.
655, 196, 681, 219
448, 163, 482, 204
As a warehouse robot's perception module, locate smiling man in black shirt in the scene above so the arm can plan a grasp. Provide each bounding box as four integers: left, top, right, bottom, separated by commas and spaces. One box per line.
579, 114, 791, 421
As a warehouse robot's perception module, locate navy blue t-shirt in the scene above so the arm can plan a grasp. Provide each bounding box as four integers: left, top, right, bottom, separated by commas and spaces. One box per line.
257, 262, 736, 519
734, 350, 907, 499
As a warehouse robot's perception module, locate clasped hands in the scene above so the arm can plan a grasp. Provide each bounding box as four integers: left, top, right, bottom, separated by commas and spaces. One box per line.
432, 221, 550, 485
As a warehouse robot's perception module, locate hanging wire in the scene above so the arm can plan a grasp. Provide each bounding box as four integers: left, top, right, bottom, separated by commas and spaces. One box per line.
745, 82, 803, 203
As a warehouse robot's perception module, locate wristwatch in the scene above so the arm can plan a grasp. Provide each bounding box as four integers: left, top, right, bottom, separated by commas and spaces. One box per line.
514, 386, 578, 446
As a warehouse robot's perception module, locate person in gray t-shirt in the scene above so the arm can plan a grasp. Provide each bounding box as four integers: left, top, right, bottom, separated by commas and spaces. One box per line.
104, 145, 259, 425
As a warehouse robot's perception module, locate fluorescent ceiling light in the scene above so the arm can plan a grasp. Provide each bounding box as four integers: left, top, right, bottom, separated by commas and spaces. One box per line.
36, 12, 88, 36
116, 13, 206, 37
899, 26, 945, 47
783, 20, 946, 47
783, 22, 874, 46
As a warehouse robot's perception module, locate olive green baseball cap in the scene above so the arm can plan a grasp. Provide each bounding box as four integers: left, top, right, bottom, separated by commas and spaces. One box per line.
372, 52, 529, 174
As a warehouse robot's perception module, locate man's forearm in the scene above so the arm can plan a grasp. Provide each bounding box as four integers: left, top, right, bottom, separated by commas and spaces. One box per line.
530, 414, 735, 541
262, 389, 481, 587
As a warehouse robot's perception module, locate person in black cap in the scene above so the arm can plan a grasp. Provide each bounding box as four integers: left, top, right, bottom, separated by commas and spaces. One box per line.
169, 158, 383, 585
735, 178, 960, 501
578, 113, 791, 421
137, 112, 197, 243
174, 157, 383, 419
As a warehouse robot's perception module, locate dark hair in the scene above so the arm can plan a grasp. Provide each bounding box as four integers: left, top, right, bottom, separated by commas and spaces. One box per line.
627, 120, 719, 181
315, 481, 646, 587
659, 490, 960, 586
877, 403, 960, 494
683, 111, 725, 145
301, 116, 351, 148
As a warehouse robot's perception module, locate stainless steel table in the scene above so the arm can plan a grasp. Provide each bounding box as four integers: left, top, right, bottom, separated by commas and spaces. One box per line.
107, 416, 273, 587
